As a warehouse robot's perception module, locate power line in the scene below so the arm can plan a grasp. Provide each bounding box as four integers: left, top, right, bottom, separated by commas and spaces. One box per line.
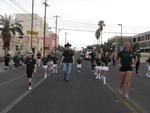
8, 0, 29, 13
1, 0, 21, 13
49, 27, 139, 34
46, 17, 150, 29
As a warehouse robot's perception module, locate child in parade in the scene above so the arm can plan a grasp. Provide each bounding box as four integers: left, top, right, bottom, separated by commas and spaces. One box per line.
101, 51, 111, 85
47, 52, 54, 72
52, 53, 59, 74
41, 54, 49, 78
24, 50, 37, 90
95, 51, 102, 79
145, 57, 150, 78
76, 56, 82, 72
135, 51, 141, 74
36, 51, 42, 67
90, 47, 96, 72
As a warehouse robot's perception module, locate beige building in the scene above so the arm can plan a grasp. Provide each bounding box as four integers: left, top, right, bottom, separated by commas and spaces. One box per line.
0, 14, 59, 57
15, 13, 49, 55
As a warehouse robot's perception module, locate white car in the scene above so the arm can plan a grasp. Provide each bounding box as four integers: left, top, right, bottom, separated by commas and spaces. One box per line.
85, 49, 92, 60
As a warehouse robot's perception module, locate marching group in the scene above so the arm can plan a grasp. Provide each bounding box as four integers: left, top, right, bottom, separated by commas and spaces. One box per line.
89, 41, 150, 100
24, 50, 61, 90
2, 41, 150, 100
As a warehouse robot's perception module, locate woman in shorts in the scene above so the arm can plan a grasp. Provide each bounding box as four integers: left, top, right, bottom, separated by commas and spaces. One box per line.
115, 41, 138, 99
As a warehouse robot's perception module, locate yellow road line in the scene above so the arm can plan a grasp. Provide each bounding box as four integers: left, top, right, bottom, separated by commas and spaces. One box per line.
106, 84, 148, 113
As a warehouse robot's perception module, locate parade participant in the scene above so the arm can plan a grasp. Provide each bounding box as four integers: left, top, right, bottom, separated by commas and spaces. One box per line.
95, 50, 102, 80
24, 50, 37, 90
90, 47, 96, 72
101, 51, 111, 85
41, 54, 49, 78
145, 57, 150, 78
51, 53, 59, 73
36, 51, 42, 67
61, 43, 75, 81
76, 56, 82, 72
13, 52, 20, 68
135, 51, 141, 74
112, 48, 118, 66
115, 41, 137, 99
4, 52, 11, 70
47, 52, 54, 72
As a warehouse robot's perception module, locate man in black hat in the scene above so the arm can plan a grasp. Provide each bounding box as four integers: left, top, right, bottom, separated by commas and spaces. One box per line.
61, 43, 75, 81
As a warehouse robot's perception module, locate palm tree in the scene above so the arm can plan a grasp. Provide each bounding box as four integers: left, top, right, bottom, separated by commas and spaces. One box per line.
95, 28, 100, 44
0, 14, 23, 56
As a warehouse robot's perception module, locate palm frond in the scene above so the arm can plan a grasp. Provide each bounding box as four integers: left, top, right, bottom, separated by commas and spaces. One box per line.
11, 27, 23, 35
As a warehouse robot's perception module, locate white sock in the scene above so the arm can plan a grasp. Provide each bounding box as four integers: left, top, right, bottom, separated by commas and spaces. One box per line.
103, 76, 106, 85
98, 74, 101, 79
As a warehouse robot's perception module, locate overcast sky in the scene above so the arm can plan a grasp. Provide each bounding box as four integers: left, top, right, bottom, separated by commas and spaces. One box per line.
1, 0, 150, 49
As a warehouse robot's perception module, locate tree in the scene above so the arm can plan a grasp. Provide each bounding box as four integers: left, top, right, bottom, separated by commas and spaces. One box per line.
95, 20, 105, 45
0, 14, 23, 55
95, 28, 100, 40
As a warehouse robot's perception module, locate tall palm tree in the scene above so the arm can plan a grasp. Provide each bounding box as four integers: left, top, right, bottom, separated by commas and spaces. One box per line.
0, 14, 23, 55
95, 28, 100, 44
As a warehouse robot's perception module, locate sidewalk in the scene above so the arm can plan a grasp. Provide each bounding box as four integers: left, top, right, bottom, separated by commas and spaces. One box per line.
0, 61, 15, 73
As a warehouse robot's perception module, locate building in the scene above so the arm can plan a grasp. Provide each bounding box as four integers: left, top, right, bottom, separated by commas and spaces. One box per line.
0, 13, 57, 57
132, 31, 150, 48
15, 13, 48, 55
45, 31, 59, 54
109, 36, 132, 49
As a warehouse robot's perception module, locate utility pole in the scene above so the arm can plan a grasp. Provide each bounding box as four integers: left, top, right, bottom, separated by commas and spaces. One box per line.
31, 0, 34, 50
53, 15, 60, 53
43, 0, 49, 56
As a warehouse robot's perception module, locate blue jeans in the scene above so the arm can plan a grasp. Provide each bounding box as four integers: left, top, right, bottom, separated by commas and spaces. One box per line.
63, 63, 72, 80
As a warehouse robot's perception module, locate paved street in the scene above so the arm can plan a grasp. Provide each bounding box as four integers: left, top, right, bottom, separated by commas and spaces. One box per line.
0, 60, 149, 113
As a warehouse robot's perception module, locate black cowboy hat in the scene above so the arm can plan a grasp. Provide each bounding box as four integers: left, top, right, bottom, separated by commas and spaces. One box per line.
64, 43, 71, 47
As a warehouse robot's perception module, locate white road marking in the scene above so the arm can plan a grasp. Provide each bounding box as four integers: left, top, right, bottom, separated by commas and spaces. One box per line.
0, 76, 24, 87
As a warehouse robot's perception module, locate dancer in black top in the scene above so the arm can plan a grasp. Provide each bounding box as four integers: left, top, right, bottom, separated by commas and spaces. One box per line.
135, 51, 141, 74
90, 47, 96, 72
24, 50, 37, 90
115, 41, 137, 99
101, 51, 111, 85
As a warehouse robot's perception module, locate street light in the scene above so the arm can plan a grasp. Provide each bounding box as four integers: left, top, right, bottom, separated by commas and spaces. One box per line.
118, 24, 123, 45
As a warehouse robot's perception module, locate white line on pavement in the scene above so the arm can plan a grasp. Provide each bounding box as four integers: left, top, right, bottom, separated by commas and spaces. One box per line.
0, 73, 49, 113
0, 65, 62, 113
0, 76, 24, 87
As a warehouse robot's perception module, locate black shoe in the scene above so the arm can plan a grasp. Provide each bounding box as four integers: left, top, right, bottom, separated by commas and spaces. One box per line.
65, 79, 69, 82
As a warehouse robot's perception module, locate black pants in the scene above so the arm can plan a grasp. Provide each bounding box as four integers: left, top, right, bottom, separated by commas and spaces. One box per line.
5, 58, 9, 66
91, 60, 95, 71
136, 63, 140, 73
